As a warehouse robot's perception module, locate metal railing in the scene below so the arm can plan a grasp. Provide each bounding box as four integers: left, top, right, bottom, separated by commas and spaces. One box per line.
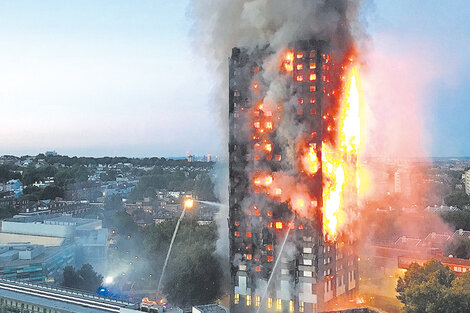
0, 277, 137, 308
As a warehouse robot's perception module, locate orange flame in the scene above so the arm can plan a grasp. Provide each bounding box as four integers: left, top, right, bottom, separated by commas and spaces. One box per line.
253, 173, 273, 188
322, 65, 363, 239
282, 51, 294, 72
301, 143, 320, 175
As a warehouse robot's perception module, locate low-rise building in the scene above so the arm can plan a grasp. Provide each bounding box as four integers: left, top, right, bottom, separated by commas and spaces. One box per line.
399, 255, 470, 274
0, 214, 108, 278
0, 199, 97, 216
465, 170, 470, 195
4, 180, 22, 198
0, 243, 74, 282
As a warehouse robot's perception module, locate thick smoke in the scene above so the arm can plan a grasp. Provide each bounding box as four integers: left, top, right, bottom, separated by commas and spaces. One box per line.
189, 0, 364, 256
190, 0, 363, 56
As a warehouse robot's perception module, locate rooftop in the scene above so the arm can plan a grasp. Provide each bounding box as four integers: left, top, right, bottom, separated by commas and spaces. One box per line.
0, 233, 64, 246
0, 244, 69, 267
193, 304, 228, 313
5, 214, 98, 227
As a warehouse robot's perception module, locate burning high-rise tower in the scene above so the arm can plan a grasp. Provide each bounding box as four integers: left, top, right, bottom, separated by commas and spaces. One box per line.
228, 39, 360, 312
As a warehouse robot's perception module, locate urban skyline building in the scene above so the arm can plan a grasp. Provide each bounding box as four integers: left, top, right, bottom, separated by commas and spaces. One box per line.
465, 169, 470, 196
228, 40, 358, 313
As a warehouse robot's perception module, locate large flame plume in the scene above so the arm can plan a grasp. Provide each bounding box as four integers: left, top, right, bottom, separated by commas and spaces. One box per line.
250, 51, 365, 241
322, 64, 364, 239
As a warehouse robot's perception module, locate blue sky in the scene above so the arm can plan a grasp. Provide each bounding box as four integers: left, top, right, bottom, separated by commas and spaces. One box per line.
0, 0, 468, 157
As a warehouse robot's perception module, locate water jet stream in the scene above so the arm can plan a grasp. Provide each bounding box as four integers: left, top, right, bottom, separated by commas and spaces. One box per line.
197, 200, 228, 208
156, 207, 187, 295
256, 223, 292, 313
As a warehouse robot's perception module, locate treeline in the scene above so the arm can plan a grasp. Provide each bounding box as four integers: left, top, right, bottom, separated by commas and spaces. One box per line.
0, 164, 90, 186
444, 191, 470, 208
34, 154, 213, 168
439, 209, 470, 259
0, 165, 21, 182
22, 185, 64, 201
440, 209, 470, 232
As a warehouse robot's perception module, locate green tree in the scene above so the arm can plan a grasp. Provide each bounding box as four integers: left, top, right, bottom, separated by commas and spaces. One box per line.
62, 265, 78, 282
0, 204, 19, 219
54, 165, 90, 187
445, 237, 470, 259
440, 209, 470, 231
109, 210, 139, 235
450, 272, 470, 310
22, 165, 57, 186
0, 165, 21, 182
144, 218, 222, 306
61, 264, 103, 292
444, 191, 470, 208
104, 194, 123, 210
22, 186, 42, 201
163, 244, 222, 306
41, 185, 64, 200
194, 174, 217, 201
78, 264, 103, 291
396, 259, 470, 313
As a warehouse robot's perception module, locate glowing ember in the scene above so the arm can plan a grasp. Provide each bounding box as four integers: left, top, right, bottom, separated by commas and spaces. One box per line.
265, 142, 272, 152
265, 175, 273, 185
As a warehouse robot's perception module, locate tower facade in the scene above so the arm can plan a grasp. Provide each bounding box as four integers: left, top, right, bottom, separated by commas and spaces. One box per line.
229, 40, 358, 313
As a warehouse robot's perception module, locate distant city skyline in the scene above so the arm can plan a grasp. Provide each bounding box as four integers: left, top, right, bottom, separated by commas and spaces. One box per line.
0, 0, 469, 157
